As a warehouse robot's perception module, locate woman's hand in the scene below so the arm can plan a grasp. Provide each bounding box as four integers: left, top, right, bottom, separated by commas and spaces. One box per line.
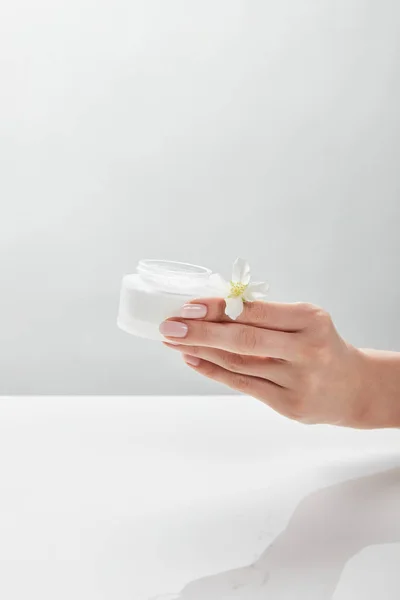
160, 299, 397, 429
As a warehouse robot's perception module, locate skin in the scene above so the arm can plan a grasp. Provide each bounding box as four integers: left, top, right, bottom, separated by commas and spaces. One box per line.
160, 299, 400, 429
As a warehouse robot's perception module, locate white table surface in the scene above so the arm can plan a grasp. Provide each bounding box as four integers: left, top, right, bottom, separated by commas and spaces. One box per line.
0, 396, 399, 600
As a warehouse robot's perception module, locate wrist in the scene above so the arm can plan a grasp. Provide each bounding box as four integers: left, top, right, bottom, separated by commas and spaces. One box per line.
356, 348, 400, 429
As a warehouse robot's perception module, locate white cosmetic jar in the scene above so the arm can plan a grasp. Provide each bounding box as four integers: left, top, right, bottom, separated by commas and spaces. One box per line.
117, 259, 213, 340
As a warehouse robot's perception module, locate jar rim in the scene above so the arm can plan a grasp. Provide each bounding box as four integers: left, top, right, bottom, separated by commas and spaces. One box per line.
137, 259, 212, 279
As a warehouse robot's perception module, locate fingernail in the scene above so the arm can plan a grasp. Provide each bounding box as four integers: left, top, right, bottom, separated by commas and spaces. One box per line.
180, 304, 208, 319
159, 321, 188, 338
184, 354, 200, 367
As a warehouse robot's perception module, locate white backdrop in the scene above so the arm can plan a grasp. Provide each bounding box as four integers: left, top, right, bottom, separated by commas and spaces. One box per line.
0, 0, 399, 394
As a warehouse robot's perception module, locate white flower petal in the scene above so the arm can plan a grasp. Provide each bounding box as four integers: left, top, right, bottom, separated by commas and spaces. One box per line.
248, 281, 270, 294
244, 281, 269, 302
209, 273, 231, 296
243, 288, 255, 302
225, 297, 244, 320
249, 292, 267, 301
232, 258, 251, 285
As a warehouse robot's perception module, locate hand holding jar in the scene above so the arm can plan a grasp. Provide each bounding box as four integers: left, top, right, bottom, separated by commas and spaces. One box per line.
159, 262, 400, 430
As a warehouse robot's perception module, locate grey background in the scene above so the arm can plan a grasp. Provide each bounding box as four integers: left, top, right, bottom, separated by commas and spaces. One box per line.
0, 0, 399, 395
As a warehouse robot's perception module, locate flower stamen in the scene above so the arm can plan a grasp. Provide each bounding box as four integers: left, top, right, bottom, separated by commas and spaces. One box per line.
229, 281, 247, 298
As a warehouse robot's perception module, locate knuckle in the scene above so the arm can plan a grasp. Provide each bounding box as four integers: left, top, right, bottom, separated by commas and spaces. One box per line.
300, 311, 334, 362
296, 302, 320, 315
298, 303, 332, 330
208, 298, 228, 321
247, 302, 267, 323
188, 346, 201, 356
309, 330, 335, 361
223, 352, 246, 372
313, 309, 333, 332
233, 374, 251, 392
301, 339, 330, 363
201, 360, 217, 378
216, 298, 228, 320
235, 326, 258, 352
197, 322, 212, 342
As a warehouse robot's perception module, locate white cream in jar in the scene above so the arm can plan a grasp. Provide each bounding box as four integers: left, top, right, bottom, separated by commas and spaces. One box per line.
117, 259, 213, 341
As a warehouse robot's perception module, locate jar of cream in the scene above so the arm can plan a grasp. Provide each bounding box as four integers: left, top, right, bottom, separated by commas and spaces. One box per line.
117, 259, 213, 341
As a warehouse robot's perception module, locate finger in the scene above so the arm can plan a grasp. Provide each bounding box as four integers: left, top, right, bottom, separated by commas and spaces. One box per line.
160, 319, 299, 360
164, 342, 290, 388
180, 298, 318, 332
182, 354, 288, 413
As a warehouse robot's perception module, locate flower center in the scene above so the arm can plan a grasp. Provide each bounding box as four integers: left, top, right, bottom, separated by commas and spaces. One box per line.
229, 281, 247, 298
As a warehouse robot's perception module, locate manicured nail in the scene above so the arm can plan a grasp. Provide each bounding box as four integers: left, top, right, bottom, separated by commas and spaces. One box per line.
184, 354, 200, 367
159, 321, 188, 338
180, 304, 208, 319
